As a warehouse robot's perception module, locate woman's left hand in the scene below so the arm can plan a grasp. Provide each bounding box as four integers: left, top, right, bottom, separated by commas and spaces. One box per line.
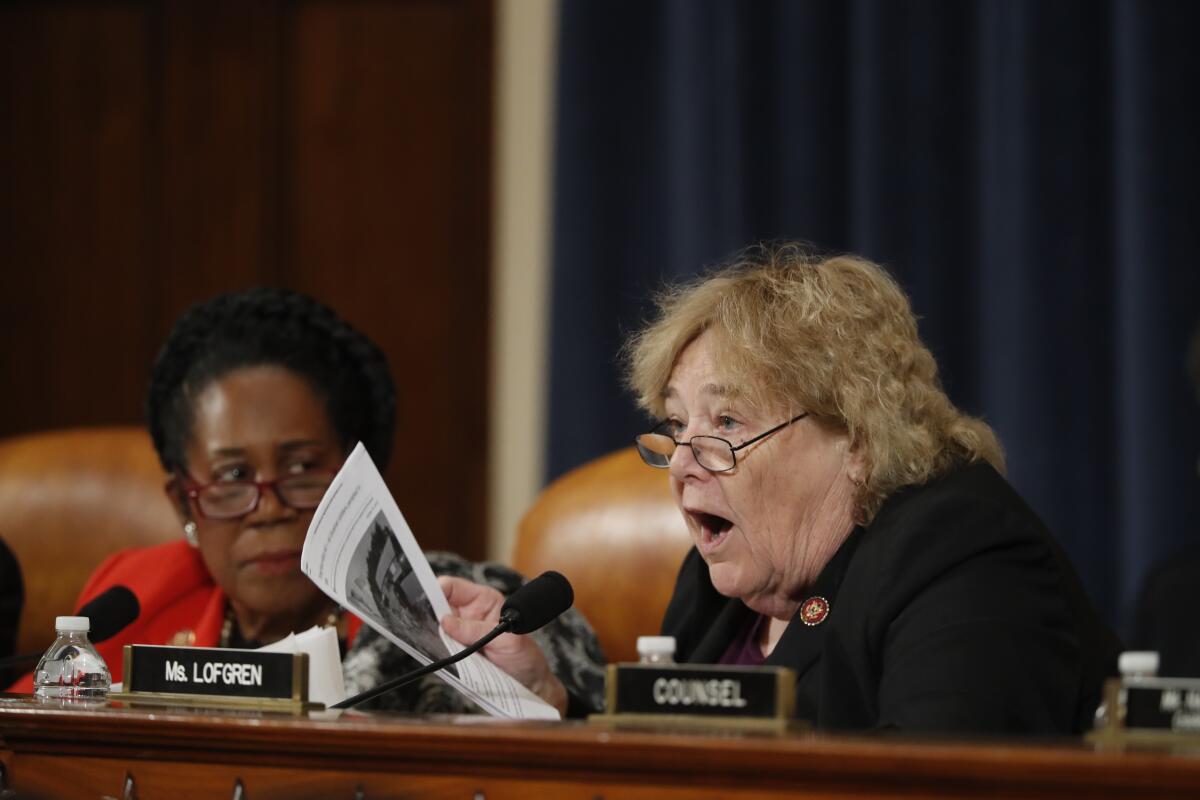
438, 575, 568, 716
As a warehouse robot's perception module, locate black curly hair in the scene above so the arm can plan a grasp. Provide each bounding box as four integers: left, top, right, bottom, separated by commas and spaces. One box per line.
146, 287, 396, 473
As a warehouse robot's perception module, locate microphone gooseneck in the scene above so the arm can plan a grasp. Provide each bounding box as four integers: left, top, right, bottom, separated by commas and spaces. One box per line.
332, 571, 575, 709
331, 616, 514, 709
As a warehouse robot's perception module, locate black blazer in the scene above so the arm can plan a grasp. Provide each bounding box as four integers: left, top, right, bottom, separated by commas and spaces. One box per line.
1133, 546, 1200, 677
661, 462, 1120, 734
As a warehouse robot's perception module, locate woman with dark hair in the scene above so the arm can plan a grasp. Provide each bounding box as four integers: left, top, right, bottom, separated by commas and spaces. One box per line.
6, 288, 604, 715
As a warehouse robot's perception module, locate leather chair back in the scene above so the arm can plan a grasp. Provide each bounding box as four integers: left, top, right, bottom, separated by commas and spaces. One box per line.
513, 447, 692, 664
0, 427, 179, 657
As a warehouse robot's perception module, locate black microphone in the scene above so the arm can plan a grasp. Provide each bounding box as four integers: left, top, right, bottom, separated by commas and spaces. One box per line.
0, 586, 142, 671
333, 571, 574, 709
500, 570, 573, 634
79, 585, 141, 643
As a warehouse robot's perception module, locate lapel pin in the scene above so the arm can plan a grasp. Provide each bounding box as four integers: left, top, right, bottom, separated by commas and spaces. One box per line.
800, 596, 830, 626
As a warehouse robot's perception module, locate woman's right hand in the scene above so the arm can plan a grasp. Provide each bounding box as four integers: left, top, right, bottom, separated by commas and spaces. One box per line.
438, 575, 568, 716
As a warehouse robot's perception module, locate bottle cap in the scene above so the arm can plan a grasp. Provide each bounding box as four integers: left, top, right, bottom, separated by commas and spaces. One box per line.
1118, 650, 1159, 677
636, 635, 676, 657
55, 615, 90, 632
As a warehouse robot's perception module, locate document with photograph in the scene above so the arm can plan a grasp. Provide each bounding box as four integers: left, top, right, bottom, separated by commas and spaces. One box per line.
300, 443, 559, 720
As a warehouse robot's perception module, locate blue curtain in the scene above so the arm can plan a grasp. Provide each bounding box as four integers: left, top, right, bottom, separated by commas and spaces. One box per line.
548, 0, 1200, 635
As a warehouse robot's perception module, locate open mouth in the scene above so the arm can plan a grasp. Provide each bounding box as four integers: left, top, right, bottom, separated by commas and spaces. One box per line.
692, 511, 734, 551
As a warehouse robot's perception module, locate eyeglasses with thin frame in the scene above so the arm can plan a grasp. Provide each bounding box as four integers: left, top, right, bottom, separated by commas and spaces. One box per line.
178, 469, 338, 520
635, 413, 810, 473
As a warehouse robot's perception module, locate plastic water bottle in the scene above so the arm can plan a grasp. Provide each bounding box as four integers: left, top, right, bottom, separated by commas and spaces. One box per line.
1094, 650, 1160, 729
637, 635, 676, 665
1118, 651, 1159, 680
33, 616, 111, 701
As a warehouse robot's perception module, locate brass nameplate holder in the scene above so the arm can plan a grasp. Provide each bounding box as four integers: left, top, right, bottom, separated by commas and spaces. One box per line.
590, 663, 800, 731
109, 644, 316, 713
1090, 675, 1200, 746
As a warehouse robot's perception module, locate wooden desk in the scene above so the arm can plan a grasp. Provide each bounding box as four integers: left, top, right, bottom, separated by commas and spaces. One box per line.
2, 696, 1199, 799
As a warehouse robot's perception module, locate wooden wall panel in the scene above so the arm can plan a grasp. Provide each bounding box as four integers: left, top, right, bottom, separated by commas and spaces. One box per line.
0, 0, 493, 558
290, 1, 493, 561
0, 5, 157, 430
152, 3, 287, 300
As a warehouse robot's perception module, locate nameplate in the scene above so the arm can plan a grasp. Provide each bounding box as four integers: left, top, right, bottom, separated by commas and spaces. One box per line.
1123, 678, 1200, 732
1089, 676, 1200, 745
600, 663, 795, 724
114, 645, 309, 710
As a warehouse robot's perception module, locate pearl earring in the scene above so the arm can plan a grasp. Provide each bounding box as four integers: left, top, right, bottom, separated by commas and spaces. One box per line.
184, 521, 200, 548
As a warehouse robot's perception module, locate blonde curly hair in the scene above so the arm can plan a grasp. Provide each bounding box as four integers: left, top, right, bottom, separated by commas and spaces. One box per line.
625, 242, 1004, 523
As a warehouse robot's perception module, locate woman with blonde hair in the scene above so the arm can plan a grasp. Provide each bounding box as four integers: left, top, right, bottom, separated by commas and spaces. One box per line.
425, 242, 1118, 730
628, 242, 1119, 733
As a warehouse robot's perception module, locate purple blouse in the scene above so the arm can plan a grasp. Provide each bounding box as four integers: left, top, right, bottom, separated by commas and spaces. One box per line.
718, 612, 768, 666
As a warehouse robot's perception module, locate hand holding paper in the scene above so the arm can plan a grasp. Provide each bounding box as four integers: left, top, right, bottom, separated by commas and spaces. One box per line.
439, 576, 568, 716
300, 443, 560, 719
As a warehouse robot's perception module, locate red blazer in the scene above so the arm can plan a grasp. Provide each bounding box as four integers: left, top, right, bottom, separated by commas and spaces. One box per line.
7, 539, 361, 692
